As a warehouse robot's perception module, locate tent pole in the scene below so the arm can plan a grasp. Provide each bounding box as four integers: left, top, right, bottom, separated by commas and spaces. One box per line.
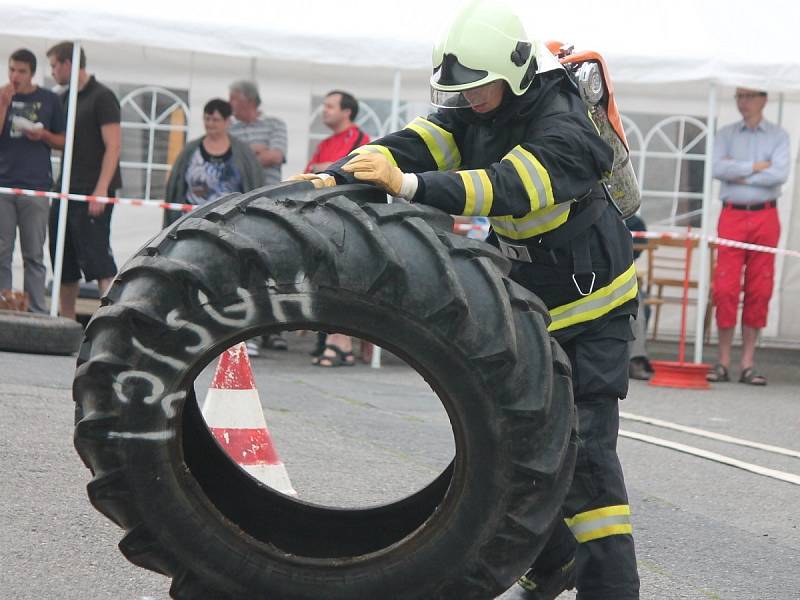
693, 83, 717, 364
389, 69, 402, 132
49, 40, 82, 317
370, 69, 403, 369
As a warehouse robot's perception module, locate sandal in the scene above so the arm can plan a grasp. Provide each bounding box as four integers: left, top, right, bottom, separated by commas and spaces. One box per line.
706, 364, 730, 383
312, 344, 355, 368
739, 367, 767, 386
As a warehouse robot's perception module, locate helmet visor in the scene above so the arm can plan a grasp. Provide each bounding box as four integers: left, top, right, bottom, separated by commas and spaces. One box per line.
431, 80, 504, 111
430, 88, 471, 109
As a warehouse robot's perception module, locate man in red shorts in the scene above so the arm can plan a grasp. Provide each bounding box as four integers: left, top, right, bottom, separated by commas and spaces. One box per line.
709, 88, 790, 385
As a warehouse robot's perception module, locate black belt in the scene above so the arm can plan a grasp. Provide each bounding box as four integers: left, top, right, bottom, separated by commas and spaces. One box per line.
496, 238, 559, 265
494, 194, 606, 266
723, 200, 776, 211
494, 188, 610, 297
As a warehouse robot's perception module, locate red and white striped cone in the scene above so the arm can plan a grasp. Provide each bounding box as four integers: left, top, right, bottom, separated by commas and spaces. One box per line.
201, 342, 296, 495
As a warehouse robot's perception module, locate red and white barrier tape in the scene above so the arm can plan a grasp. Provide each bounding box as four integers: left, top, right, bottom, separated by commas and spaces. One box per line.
0, 185, 195, 213
630, 230, 800, 259
453, 221, 800, 259
3, 185, 797, 259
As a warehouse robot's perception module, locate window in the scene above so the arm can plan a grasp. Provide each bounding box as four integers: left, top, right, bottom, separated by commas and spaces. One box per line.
622, 113, 708, 227
118, 85, 189, 200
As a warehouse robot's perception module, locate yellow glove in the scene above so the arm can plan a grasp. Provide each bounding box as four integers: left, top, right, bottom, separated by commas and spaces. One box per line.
285, 173, 337, 189
342, 153, 403, 196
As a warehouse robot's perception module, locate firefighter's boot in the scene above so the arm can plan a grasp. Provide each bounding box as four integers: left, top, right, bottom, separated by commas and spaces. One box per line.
505, 557, 576, 600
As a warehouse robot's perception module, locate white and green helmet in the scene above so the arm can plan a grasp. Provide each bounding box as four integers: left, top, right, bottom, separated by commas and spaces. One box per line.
430, 0, 537, 108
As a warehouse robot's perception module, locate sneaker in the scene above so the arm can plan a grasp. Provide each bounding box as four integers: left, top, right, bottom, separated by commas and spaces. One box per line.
507, 557, 576, 600
264, 333, 288, 351
629, 356, 653, 381
245, 340, 260, 357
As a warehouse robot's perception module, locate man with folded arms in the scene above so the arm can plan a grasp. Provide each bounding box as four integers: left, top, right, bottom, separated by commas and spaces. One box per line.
709, 88, 790, 386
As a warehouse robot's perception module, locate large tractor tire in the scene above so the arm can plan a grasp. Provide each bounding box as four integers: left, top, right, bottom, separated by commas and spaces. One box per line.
73, 183, 576, 599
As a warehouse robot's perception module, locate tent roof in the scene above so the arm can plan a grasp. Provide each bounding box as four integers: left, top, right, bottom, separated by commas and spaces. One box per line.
2, 0, 800, 93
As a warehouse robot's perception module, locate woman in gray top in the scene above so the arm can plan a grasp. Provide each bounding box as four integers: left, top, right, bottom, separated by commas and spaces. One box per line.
163, 98, 264, 227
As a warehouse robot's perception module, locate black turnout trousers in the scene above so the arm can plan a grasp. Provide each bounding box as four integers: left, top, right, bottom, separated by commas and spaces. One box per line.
509, 206, 640, 600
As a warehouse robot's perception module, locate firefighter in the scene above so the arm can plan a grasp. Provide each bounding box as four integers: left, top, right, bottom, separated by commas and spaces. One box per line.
289, 1, 640, 598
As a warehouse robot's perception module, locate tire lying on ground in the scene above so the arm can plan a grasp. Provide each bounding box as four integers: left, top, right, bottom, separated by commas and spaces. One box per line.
73, 183, 577, 599
0, 309, 83, 355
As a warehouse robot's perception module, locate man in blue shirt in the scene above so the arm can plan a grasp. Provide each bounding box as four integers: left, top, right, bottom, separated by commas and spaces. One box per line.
709, 88, 790, 385
0, 48, 66, 313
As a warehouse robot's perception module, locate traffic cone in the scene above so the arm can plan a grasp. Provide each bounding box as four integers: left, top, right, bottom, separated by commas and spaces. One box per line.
201, 342, 297, 495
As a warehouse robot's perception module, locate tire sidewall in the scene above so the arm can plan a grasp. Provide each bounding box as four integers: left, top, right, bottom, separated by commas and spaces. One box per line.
115, 287, 515, 598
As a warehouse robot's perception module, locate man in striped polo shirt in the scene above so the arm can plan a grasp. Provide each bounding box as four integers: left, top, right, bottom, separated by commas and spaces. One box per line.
229, 80, 289, 353
229, 80, 288, 186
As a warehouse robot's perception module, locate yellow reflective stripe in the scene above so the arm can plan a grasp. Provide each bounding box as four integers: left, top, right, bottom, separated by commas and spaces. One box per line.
565, 505, 633, 543
573, 524, 633, 543
565, 504, 630, 527
404, 117, 461, 171
458, 169, 494, 216
475, 170, 493, 216
351, 144, 398, 168
548, 264, 639, 332
460, 171, 476, 215
503, 145, 555, 210
490, 202, 572, 239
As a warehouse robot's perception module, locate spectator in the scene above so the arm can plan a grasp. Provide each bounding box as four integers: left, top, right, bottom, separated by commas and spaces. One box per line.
306, 91, 369, 173
0, 48, 65, 313
306, 90, 370, 367
228, 80, 287, 186
229, 79, 289, 351
163, 98, 264, 357
625, 214, 653, 381
163, 98, 263, 227
708, 88, 790, 386
46, 42, 121, 321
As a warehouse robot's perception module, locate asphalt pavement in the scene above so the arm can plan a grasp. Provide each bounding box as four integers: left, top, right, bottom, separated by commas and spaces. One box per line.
1, 335, 798, 599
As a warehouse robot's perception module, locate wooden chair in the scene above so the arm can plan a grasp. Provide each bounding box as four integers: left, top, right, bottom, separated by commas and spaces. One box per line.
638, 237, 715, 341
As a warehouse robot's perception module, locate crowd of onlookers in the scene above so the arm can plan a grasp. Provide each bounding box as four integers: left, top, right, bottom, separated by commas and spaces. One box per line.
0, 43, 790, 379
159, 83, 371, 361
1, 42, 122, 320
0, 42, 372, 364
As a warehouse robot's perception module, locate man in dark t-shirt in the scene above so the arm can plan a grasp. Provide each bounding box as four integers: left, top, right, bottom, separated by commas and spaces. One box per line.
0, 48, 66, 313
46, 41, 122, 320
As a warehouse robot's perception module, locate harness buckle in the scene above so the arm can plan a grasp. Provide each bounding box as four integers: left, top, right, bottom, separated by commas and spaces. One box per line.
572, 272, 596, 296
498, 239, 533, 263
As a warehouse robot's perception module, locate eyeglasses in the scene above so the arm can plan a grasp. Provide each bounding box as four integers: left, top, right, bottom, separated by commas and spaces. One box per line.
735, 92, 765, 100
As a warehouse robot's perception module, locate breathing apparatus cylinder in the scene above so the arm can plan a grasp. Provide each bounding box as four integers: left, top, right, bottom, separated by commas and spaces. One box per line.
573, 61, 641, 218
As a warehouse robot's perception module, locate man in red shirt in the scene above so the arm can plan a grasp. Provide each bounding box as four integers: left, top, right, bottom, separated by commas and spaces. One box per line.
307, 91, 370, 366
306, 91, 369, 174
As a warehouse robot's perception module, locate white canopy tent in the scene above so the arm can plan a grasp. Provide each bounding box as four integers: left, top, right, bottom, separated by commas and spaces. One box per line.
2, 0, 800, 351
2, 0, 799, 89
